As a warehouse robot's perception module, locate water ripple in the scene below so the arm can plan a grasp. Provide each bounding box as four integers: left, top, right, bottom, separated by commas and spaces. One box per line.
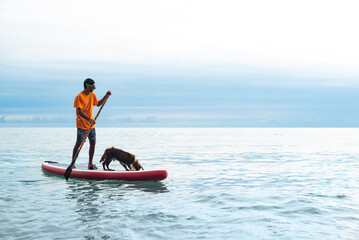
1, 128, 359, 239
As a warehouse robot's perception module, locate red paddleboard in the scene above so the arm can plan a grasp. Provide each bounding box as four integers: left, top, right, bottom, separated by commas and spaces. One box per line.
42, 161, 168, 181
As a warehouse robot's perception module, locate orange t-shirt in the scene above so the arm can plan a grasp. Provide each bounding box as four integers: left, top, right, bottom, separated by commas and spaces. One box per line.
74, 91, 99, 130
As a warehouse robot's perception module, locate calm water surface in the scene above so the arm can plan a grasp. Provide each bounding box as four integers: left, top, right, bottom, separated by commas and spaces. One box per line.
1, 128, 359, 239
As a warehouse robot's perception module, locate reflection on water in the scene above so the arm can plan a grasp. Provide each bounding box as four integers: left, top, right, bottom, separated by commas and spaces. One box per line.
117, 181, 169, 193
65, 179, 168, 239
67, 179, 169, 195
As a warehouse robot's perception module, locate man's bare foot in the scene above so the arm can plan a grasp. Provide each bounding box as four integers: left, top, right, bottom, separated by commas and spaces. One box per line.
88, 164, 98, 170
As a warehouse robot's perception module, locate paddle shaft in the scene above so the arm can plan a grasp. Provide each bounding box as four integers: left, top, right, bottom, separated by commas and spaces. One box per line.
64, 94, 110, 180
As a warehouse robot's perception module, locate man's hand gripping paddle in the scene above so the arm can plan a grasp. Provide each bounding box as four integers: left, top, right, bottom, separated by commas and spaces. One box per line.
64, 94, 110, 181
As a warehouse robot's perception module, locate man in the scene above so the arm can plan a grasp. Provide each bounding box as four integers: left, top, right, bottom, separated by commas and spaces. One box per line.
72, 78, 111, 170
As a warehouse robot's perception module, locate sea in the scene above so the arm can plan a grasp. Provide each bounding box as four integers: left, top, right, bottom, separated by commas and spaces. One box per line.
1, 128, 359, 240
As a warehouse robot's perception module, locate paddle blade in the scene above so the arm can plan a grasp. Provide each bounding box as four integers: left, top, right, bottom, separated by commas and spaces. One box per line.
64, 152, 79, 181
64, 164, 73, 181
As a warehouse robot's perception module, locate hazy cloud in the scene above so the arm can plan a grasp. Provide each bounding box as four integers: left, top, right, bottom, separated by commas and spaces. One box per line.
1, 1, 359, 127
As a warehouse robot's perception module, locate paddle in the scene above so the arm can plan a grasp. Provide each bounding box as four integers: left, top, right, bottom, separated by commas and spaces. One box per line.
64, 94, 110, 181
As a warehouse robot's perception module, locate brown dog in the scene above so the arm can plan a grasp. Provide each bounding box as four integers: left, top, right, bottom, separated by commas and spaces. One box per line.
100, 147, 144, 171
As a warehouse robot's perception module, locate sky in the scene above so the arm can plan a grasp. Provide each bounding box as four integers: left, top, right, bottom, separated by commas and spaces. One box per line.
1, 0, 359, 127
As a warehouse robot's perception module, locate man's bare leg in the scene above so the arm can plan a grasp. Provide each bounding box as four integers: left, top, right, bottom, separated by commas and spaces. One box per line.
72, 141, 82, 168
88, 141, 97, 169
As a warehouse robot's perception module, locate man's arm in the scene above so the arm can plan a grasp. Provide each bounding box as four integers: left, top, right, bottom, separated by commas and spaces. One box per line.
77, 108, 96, 125
97, 91, 112, 107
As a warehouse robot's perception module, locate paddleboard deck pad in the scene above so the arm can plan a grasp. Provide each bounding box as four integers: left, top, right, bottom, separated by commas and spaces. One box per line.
42, 161, 168, 181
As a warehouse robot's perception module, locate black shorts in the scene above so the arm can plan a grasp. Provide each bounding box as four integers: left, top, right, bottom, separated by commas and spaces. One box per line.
77, 128, 96, 143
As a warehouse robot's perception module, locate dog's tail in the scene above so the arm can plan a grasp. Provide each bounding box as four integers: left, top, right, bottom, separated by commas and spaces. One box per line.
100, 150, 107, 163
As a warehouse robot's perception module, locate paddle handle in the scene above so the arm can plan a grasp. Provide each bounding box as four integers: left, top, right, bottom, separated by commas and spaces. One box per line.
94, 93, 110, 122
64, 94, 110, 180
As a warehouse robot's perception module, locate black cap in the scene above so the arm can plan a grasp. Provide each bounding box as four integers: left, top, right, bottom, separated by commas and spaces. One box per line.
84, 78, 95, 89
